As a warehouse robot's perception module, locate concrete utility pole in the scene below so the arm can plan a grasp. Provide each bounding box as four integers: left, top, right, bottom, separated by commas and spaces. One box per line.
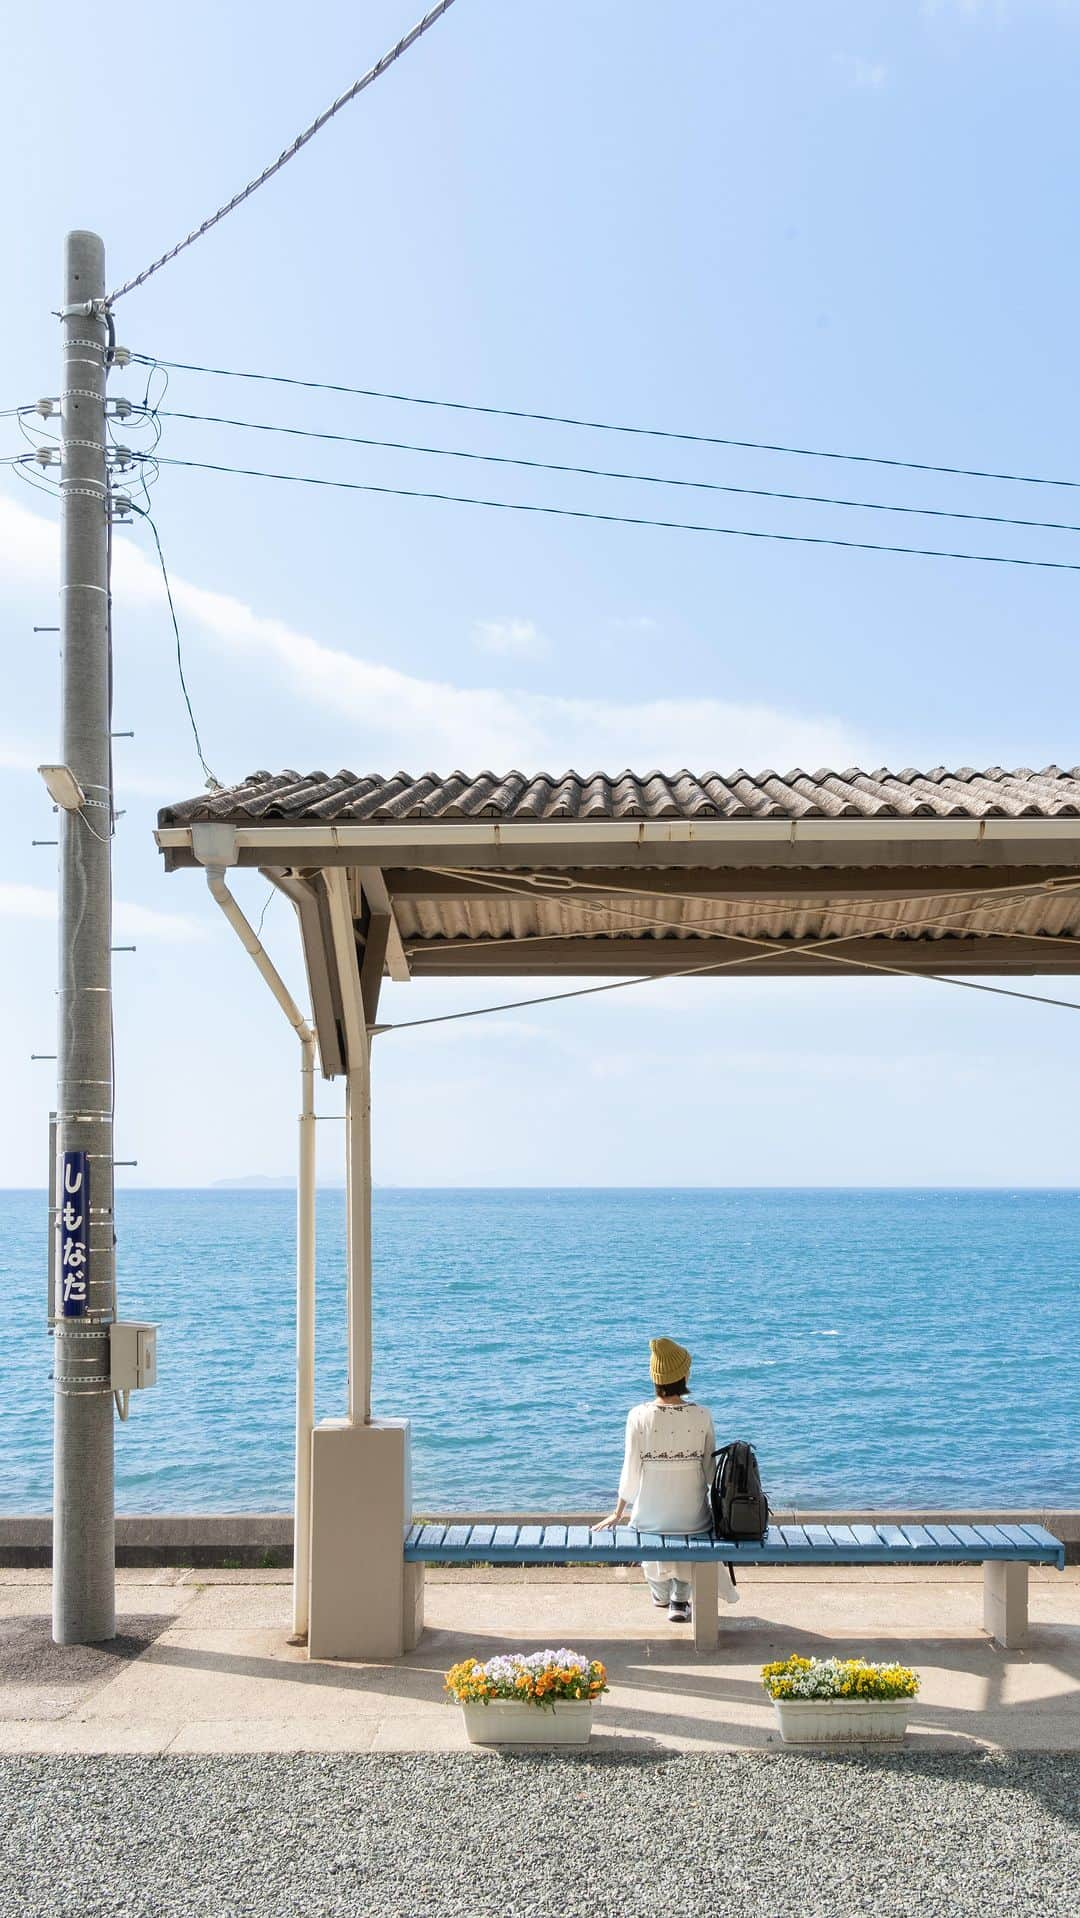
52, 231, 116, 1644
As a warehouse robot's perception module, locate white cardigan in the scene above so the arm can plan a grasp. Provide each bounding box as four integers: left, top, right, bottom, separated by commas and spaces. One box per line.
617, 1397, 715, 1535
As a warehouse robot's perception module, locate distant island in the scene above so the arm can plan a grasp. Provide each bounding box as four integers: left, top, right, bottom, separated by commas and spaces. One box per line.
211, 1175, 346, 1190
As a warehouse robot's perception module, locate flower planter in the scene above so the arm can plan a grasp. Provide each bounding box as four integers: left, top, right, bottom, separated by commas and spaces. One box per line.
773, 1697, 912, 1746
460, 1699, 596, 1748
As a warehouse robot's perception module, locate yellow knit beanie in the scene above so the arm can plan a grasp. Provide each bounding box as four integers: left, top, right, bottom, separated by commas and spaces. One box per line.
650, 1337, 692, 1386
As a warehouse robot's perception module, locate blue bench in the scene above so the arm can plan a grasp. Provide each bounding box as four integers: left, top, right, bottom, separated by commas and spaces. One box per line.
405, 1519, 1065, 1652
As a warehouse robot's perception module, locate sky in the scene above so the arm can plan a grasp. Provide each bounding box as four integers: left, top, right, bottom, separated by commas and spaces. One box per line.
3, 0, 1080, 1187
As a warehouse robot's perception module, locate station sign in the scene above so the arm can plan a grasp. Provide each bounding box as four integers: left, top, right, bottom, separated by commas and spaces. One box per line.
59, 1150, 89, 1317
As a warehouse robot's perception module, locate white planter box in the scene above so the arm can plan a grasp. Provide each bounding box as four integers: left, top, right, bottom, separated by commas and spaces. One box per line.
460, 1699, 595, 1747
773, 1698, 912, 1746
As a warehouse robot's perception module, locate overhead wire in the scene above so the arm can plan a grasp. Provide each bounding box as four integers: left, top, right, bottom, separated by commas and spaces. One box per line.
149, 454, 1080, 573
152, 408, 1080, 537
105, 0, 460, 303
131, 353, 1080, 493
125, 501, 221, 789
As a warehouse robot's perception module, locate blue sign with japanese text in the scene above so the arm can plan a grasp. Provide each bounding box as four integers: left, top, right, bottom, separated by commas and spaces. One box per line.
59, 1150, 89, 1317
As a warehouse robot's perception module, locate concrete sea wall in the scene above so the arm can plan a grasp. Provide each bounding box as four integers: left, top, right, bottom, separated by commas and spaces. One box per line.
1, 1509, 1077, 1568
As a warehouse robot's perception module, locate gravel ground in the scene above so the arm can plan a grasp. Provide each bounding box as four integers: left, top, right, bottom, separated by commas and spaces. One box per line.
1, 1751, 1077, 1918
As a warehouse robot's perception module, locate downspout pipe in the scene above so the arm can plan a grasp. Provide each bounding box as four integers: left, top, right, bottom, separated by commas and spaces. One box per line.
204, 866, 316, 1643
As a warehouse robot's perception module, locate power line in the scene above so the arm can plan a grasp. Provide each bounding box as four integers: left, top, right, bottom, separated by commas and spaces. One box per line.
106, 0, 460, 304
126, 503, 221, 789
133, 353, 1080, 492
152, 453, 1080, 573
155, 406, 1080, 537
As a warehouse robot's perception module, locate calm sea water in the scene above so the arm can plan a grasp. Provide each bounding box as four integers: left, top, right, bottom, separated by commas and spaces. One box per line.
2, 1188, 1077, 1514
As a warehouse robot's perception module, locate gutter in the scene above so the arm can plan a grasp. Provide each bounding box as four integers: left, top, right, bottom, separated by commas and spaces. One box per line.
170, 818, 1080, 851
156, 817, 1080, 870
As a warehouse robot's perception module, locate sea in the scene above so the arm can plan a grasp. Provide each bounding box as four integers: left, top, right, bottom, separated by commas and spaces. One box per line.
2, 1187, 1078, 1515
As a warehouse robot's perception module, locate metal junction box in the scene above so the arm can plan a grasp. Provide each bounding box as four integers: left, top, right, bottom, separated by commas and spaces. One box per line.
109, 1321, 158, 1392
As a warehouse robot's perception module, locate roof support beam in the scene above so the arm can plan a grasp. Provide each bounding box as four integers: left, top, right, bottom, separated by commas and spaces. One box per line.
260, 868, 343, 1079
378, 864, 1080, 904
400, 934, 1080, 979
358, 865, 411, 981
359, 911, 391, 1027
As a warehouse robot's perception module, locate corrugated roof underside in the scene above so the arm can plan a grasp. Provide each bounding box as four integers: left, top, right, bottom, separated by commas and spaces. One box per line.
394, 890, 1080, 948
159, 766, 1080, 826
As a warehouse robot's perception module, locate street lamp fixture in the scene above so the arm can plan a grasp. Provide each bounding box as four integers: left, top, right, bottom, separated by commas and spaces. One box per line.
38, 763, 86, 811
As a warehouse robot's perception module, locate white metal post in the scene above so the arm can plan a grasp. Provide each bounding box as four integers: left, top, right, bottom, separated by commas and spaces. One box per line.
292, 1034, 317, 1638
324, 869, 373, 1427
52, 231, 116, 1645
345, 1045, 373, 1425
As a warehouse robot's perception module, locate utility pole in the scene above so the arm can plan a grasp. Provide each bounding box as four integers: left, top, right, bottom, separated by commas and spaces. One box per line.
52, 231, 116, 1644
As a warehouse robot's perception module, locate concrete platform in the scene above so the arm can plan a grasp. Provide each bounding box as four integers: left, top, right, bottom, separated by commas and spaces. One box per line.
1, 1565, 1077, 1755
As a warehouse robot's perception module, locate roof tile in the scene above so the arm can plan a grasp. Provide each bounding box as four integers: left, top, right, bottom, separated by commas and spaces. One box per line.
158, 766, 1080, 828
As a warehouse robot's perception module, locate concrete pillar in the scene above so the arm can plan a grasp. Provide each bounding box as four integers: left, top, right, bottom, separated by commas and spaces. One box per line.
307, 1416, 422, 1660
692, 1562, 720, 1652
983, 1560, 1029, 1649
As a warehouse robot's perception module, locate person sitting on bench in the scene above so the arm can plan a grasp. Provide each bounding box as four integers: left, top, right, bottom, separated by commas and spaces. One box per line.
597, 1336, 729, 1625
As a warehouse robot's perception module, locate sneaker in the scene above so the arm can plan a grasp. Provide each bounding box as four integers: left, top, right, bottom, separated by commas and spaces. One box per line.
668, 1599, 691, 1624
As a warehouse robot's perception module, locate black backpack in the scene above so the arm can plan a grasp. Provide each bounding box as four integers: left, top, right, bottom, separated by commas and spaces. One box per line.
709, 1440, 769, 1545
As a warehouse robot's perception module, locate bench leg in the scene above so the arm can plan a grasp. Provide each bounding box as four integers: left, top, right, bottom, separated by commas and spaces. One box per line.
983, 1561, 1028, 1649
403, 1561, 425, 1652
691, 1563, 719, 1653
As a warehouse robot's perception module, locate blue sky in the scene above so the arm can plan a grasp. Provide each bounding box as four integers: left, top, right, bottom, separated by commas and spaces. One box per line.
4, 0, 1080, 1186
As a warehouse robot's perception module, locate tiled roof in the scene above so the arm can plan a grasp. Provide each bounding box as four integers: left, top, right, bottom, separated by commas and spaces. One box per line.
159, 766, 1080, 826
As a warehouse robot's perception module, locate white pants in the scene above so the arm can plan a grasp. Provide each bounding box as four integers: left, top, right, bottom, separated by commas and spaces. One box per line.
643, 1563, 691, 1604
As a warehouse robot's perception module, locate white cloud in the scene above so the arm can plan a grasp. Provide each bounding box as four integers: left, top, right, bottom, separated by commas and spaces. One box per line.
0, 745, 40, 772
0, 881, 204, 942
836, 54, 889, 89
0, 741, 188, 798
0, 493, 875, 774
472, 617, 548, 659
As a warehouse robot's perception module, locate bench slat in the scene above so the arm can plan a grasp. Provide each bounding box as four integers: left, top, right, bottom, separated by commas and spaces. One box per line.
543, 1525, 568, 1551
468, 1524, 496, 1549
566, 1526, 593, 1551
926, 1523, 962, 1550
900, 1525, 936, 1551
441, 1525, 473, 1549
637, 1533, 668, 1552
949, 1525, 988, 1549
971, 1523, 1011, 1551
825, 1524, 859, 1549
517, 1526, 544, 1548
492, 1525, 520, 1549
405, 1524, 424, 1549
778, 1525, 811, 1550
999, 1523, 1039, 1550
417, 1524, 447, 1550
1013, 1522, 1061, 1554
876, 1525, 913, 1550
851, 1524, 881, 1548
614, 1527, 639, 1551
804, 1525, 834, 1552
